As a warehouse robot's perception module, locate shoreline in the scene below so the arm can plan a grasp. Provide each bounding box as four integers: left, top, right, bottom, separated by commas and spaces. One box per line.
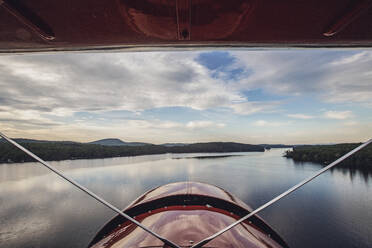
0, 142, 265, 164
284, 143, 372, 172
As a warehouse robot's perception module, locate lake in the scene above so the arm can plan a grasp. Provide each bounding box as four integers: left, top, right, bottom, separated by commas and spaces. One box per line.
0, 149, 371, 248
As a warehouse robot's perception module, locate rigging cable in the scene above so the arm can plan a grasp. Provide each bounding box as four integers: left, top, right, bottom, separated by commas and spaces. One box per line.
0, 132, 181, 248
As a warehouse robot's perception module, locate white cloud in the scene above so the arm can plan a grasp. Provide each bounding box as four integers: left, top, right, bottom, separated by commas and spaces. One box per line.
186, 121, 225, 129
287, 114, 314, 119
1, 50, 371, 144
330, 52, 368, 66
254, 120, 268, 126
0, 52, 245, 141
0, 107, 62, 128
0, 52, 244, 114
343, 121, 358, 126
232, 50, 372, 106
125, 120, 183, 129
253, 120, 291, 127
324, 110, 353, 120
230, 101, 280, 115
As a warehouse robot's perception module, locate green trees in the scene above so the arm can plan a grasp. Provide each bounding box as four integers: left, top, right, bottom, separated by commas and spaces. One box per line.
284, 143, 372, 171
0, 142, 264, 163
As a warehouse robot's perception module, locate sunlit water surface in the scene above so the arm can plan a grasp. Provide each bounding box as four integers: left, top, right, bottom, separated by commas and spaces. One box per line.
0, 149, 371, 248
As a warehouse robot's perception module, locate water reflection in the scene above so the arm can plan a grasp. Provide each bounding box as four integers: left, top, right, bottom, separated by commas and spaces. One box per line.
290, 159, 372, 185
0, 149, 371, 248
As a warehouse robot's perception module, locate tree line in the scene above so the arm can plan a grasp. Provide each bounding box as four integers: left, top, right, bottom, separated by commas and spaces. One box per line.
0, 141, 264, 163
284, 143, 372, 172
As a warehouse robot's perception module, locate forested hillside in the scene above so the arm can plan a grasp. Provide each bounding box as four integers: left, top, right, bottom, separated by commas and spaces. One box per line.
0, 141, 264, 163
285, 143, 372, 172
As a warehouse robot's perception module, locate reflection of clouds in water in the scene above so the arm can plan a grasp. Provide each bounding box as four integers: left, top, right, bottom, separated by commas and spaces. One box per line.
0, 172, 111, 247
0, 149, 372, 248
320, 169, 372, 245
0, 157, 191, 248
0, 161, 46, 182
1, 213, 52, 244
0, 174, 70, 194
261, 166, 372, 248
186, 150, 310, 207
0, 153, 173, 182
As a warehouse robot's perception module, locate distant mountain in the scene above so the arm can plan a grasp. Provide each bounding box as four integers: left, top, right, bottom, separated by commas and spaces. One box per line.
88, 138, 151, 146
0, 137, 150, 146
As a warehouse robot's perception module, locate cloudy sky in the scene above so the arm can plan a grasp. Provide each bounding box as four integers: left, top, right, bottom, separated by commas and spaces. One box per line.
0, 49, 371, 144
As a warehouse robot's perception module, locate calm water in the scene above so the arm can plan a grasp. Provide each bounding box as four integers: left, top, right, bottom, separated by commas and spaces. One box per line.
0, 149, 372, 248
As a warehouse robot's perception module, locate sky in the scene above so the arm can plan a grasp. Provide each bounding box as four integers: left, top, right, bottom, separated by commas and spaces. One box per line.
0, 49, 372, 144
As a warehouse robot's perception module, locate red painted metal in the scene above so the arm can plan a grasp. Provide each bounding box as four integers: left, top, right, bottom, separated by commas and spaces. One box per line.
127, 181, 252, 210
1, 0, 372, 52
176, 0, 191, 40
323, 0, 372, 37
1, 0, 55, 40
89, 182, 287, 248
92, 209, 282, 248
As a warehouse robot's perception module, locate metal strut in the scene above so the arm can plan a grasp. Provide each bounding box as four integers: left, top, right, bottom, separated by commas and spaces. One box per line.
191, 138, 372, 248
0, 132, 180, 248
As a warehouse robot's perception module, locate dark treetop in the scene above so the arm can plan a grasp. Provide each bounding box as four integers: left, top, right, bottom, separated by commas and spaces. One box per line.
284, 143, 372, 172
0, 139, 264, 163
